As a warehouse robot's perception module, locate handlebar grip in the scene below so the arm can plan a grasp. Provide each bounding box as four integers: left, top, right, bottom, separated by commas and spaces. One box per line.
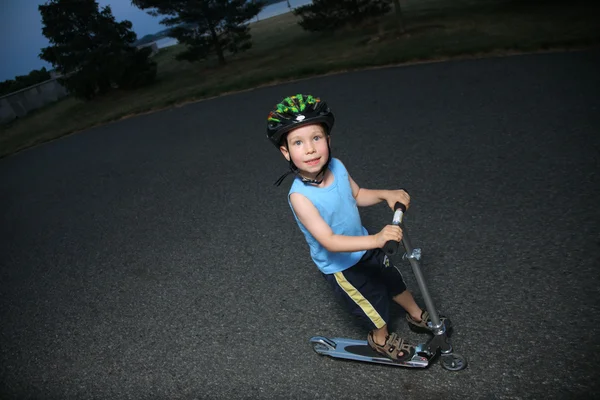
393, 202, 407, 212
383, 202, 407, 255
383, 240, 399, 256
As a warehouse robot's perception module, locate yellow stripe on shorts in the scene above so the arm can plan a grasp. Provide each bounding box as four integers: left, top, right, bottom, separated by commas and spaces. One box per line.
334, 271, 386, 329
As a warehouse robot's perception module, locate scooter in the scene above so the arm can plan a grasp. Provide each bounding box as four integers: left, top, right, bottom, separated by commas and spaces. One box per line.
310, 202, 468, 371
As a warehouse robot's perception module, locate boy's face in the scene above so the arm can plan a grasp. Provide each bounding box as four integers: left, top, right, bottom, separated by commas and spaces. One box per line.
280, 124, 330, 178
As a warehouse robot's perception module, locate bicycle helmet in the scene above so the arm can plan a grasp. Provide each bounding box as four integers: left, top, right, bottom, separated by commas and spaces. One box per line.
266, 94, 335, 186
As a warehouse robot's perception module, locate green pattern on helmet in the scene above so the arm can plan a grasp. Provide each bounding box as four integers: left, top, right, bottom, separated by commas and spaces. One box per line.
267, 94, 322, 124
283, 97, 296, 112
297, 94, 305, 111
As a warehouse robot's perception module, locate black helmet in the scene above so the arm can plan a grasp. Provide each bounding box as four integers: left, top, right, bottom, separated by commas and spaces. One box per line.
266, 94, 335, 148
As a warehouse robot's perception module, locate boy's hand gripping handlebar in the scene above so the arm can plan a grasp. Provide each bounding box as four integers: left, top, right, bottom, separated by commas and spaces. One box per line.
383, 202, 407, 256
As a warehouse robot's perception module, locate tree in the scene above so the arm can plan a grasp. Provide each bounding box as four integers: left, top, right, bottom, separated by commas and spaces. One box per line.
39, 0, 156, 100
293, 0, 392, 32
131, 0, 264, 66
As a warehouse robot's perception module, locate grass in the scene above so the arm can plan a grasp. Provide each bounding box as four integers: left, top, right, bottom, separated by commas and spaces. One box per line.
1, 0, 598, 159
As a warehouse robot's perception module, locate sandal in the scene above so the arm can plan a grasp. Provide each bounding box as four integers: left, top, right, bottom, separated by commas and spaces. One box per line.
367, 331, 415, 362
406, 309, 447, 332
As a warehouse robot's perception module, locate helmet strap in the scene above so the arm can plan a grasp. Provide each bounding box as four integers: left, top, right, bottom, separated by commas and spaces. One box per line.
273, 169, 294, 186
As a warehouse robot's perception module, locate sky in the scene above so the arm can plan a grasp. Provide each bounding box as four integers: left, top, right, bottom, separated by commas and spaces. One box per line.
0, 0, 164, 82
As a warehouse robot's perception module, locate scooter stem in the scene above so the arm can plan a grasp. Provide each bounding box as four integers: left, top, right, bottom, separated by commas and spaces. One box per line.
400, 221, 443, 333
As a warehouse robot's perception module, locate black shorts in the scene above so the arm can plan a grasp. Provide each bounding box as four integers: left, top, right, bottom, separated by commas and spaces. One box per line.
323, 248, 407, 330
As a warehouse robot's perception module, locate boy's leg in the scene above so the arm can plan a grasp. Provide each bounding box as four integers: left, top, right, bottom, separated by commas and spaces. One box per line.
374, 250, 425, 322
392, 290, 424, 322
374, 249, 447, 330
380, 253, 448, 329
323, 257, 414, 359
325, 266, 389, 332
371, 324, 390, 346
325, 252, 416, 360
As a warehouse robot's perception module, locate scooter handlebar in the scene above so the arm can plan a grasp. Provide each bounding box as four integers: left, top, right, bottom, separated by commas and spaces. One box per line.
383, 202, 406, 256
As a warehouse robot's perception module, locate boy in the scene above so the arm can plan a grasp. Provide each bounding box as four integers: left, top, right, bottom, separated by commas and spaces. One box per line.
267, 94, 438, 362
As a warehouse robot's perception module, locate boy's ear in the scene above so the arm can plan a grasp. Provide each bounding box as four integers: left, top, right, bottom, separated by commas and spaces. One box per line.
280, 145, 290, 161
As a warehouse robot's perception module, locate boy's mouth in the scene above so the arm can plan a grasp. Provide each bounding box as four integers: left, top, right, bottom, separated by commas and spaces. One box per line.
305, 157, 321, 166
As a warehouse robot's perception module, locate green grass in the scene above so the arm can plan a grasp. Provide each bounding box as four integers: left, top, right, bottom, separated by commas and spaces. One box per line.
1, 0, 598, 158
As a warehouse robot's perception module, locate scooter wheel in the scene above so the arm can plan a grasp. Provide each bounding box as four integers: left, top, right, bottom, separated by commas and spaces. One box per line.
440, 353, 468, 371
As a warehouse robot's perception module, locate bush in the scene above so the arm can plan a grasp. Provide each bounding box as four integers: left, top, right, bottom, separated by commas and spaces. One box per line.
117, 47, 158, 90
293, 0, 392, 32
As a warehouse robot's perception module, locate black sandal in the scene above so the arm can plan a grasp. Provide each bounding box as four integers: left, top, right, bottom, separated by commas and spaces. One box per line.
367, 332, 415, 362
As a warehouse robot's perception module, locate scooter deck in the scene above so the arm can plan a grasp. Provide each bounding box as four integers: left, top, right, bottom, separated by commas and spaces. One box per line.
310, 336, 430, 368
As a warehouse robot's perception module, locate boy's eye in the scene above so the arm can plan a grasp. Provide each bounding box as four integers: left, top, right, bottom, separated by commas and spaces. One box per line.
314, 136, 320, 141
294, 140, 302, 146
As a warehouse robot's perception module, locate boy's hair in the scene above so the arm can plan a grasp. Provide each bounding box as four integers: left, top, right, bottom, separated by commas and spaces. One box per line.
266, 94, 335, 149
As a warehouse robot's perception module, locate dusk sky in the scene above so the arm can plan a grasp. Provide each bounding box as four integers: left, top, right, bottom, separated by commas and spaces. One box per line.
0, 0, 164, 82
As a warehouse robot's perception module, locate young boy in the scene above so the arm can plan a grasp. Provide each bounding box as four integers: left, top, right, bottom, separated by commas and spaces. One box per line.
267, 94, 438, 362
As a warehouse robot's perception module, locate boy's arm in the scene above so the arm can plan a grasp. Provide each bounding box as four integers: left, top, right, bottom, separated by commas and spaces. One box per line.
346, 169, 410, 210
289, 193, 380, 253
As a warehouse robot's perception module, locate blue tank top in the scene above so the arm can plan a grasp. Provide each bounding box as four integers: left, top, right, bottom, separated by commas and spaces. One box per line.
288, 158, 368, 274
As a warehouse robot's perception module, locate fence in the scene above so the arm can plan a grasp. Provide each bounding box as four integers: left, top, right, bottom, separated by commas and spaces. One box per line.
0, 78, 68, 125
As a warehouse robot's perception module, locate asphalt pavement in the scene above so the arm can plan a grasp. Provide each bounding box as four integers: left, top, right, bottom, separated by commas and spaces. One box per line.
1, 49, 599, 400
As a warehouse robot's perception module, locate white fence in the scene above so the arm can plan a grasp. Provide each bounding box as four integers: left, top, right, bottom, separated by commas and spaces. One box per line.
0, 78, 68, 125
